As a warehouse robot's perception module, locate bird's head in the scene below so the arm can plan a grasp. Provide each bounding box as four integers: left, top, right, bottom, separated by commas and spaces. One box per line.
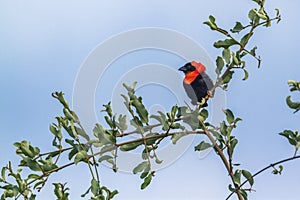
178, 61, 206, 74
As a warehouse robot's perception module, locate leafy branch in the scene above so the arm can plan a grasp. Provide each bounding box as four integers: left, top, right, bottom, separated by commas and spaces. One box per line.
225, 78, 300, 200
225, 155, 300, 200
1, 1, 297, 200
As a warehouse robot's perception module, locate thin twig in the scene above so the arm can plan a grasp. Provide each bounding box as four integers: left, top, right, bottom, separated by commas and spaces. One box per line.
117, 116, 190, 137
225, 155, 300, 200
78, 121, 101, 183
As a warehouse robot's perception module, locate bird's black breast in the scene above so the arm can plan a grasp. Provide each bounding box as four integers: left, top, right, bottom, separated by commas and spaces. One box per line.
183, 72, 214, 105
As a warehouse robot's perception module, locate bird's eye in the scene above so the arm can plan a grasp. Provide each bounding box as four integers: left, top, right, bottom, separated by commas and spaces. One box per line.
189, 66, 196, 71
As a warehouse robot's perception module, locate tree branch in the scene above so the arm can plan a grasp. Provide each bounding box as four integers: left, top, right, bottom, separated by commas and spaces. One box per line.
197, 116, 244, 200
225, 155, 300, 200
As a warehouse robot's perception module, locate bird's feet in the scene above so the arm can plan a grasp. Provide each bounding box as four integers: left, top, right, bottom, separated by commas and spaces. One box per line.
207, 90, 213, 98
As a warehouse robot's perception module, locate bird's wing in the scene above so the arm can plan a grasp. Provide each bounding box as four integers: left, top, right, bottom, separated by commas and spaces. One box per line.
183, 82, 198, 105
201, 72, 214, 90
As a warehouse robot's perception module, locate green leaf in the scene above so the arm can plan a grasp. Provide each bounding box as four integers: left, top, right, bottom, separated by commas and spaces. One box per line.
223, 109, 235, 124
52, 92, 69, 108
145, 133, 160, 145
107, 189, 119, 199
117, 114, 128, 131
68, 147, 78, 160
233, 169, 242, 185
119, 141, 143, 151
133, 161, 148, 174
220, 121, 228, 136
24, 158, 41, 171
101, 102, 113, 118
252, 0, 261, 4
123, 82, 149, 124
171, 105, 178, 118
40, 158, 58, 172
234, 117, 243, 124
98, 155, 114, 165
209, 15, 216, 24
1, 167, 6, 181
275, 8, 280, 17
257, 8, 268, 20
155, 157, 163, 164
194, 141, 212, 151
286, 96, 300, 113
70, 110, 80, 123
91, 179, 100, 196
170, 122, 182, 129
288, 80, 300, 91
240, 189, 248, 200
203, 15, 218, 30
141, 173, 153, 190
227, 126, 233, 137
279, 130, 298, 146
203, 21, 217, 30
49, 124, 62, 139
228, 184, 235, 192
228, 138, 238, 158
2, 185, 19, 198
240, 32, 253, 47
69, 121, 78, 139
104, 116, 114, 128
53, 183, 63, 199
181, 110, 200, 130
121, 94, 130, 109
221, 70, 234, 85
250, 46, 258, 57
130, 117, 144, 129
132, 98, 149, 124
214, 39, 238, 49
272, 168, 279, 175
150, 111, 169, 131
242, 69, 249, 81
222, 48, 231, 64
140, 166, 150, 179
74, 150, 88, 164
171, 132, 188, 144
93, 124, 116, 145
248, 9, 260, 25
232, 52, 239, 65
75, 126, 90, 141
17, 141, 40, 158
242, 170, 254, 186
122, 82, 132, 92
63, 108, 75, 121
29, 194, 36, 200
275, 8, 281, 23
216, 56, 224, 75
199, 109, 209, 121
28, 174, 41, 180
34, 180, 45, 190
176, 106, 190, 118
231, 22, 244, 33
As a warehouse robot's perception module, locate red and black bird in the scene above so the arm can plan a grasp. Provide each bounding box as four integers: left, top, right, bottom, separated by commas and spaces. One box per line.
179, 61, 214, 107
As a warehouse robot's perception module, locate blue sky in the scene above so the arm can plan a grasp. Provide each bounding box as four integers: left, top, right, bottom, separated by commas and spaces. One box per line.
1, 0, 300, 199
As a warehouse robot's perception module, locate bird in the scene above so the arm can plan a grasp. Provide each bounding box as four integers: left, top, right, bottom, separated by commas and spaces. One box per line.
178, 61, 214, 107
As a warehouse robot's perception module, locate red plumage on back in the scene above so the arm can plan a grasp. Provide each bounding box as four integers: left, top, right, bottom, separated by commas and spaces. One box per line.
191, 61, 206, 73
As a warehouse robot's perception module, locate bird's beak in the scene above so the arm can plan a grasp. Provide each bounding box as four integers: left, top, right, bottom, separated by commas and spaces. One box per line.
178, 66, 186, 72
